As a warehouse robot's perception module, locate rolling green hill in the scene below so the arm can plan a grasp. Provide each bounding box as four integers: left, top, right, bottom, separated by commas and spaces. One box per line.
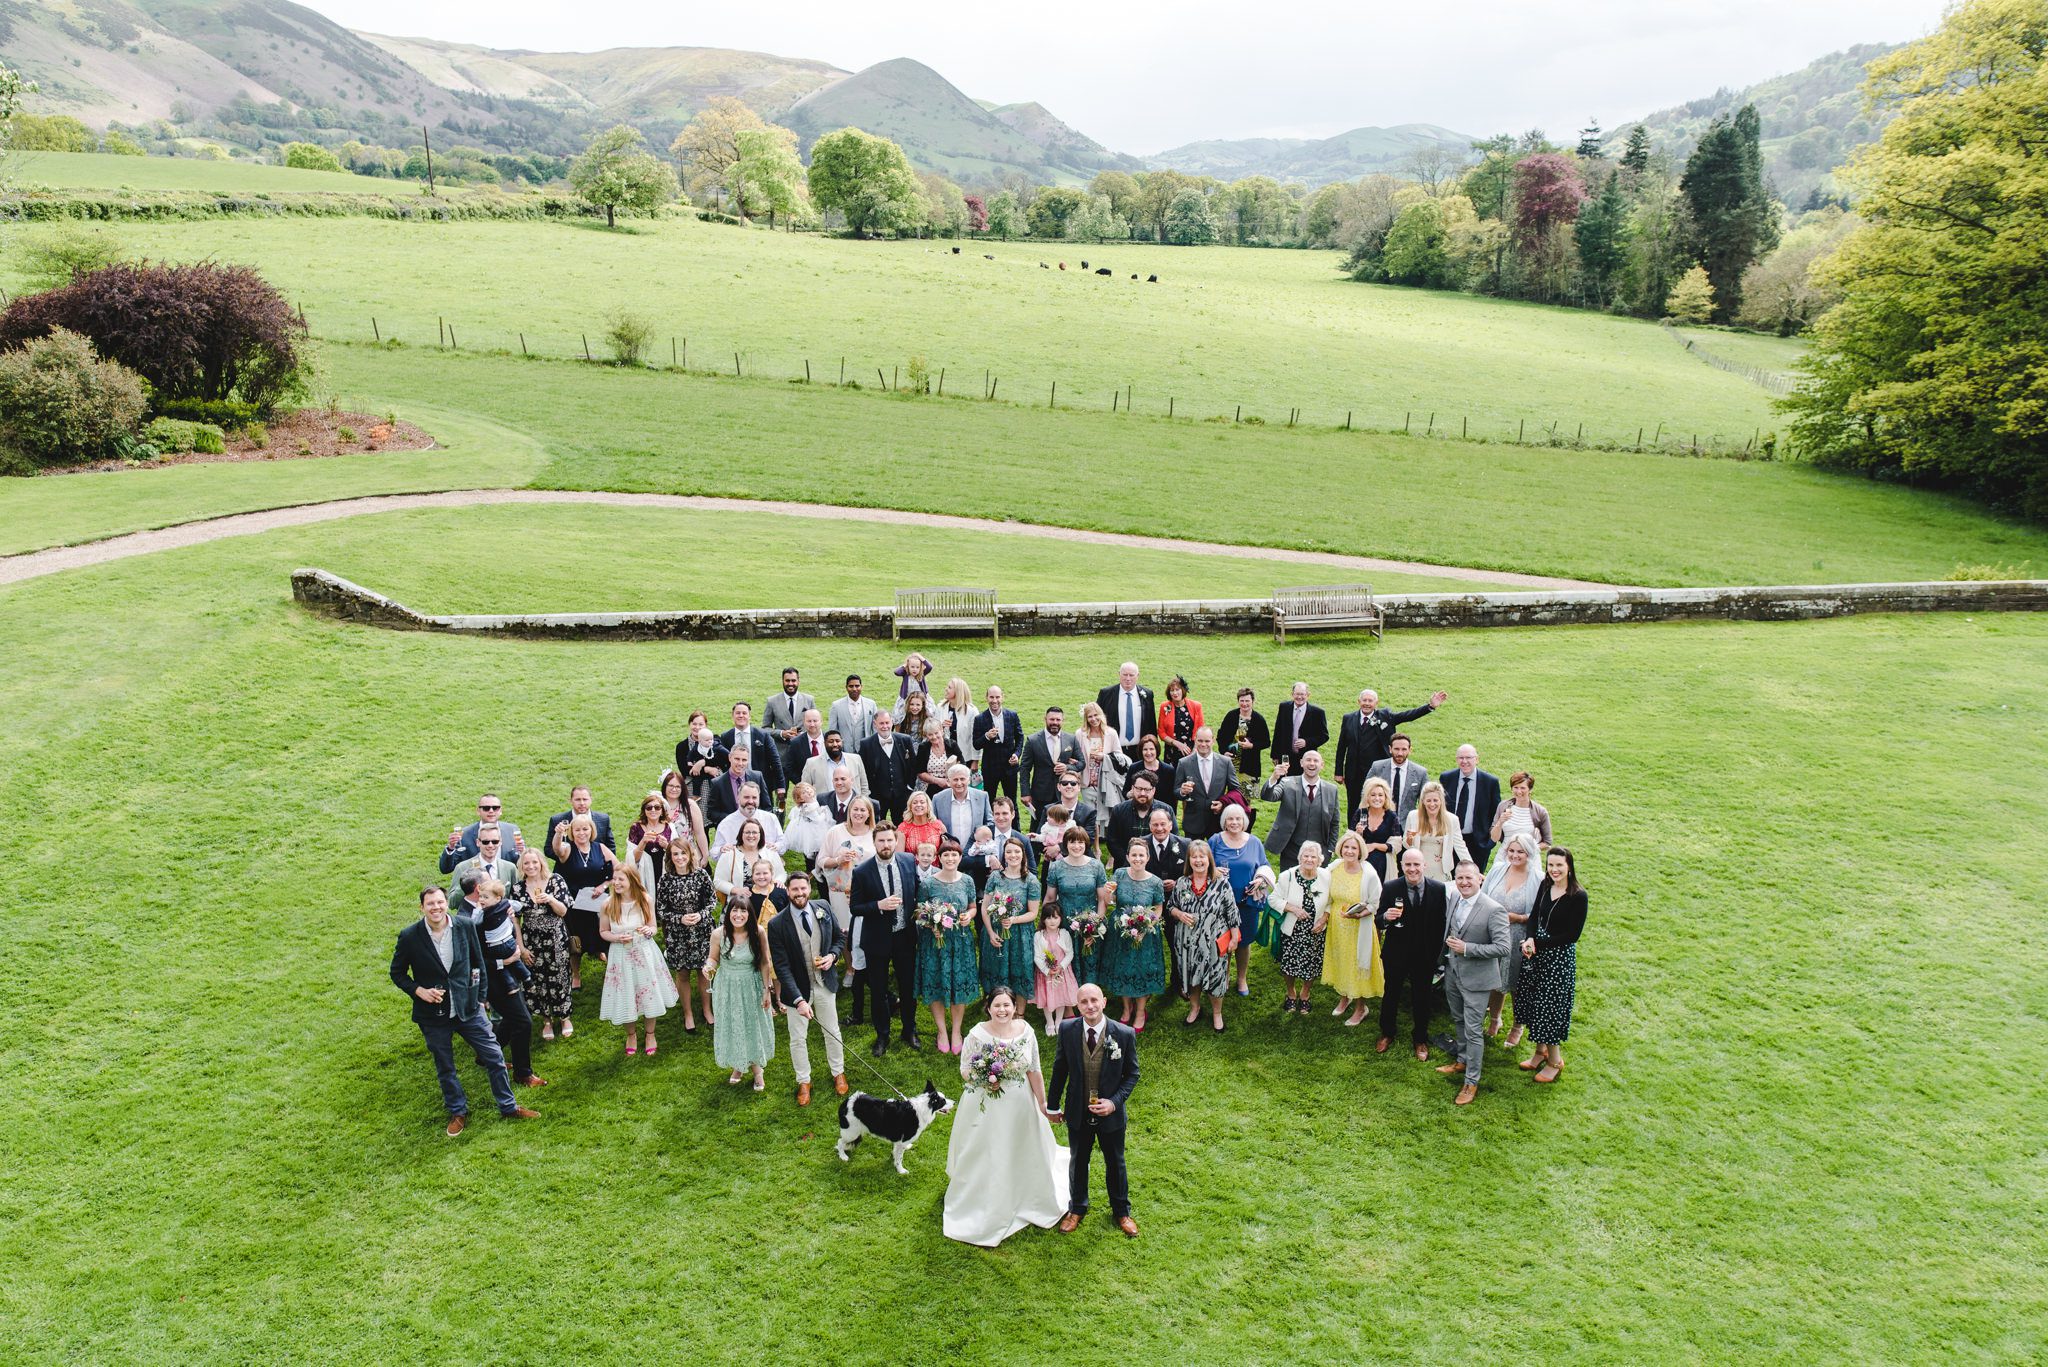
1611, 43, 1899, 204
509, 45, 849, 132
1147, 124, 1479, 185
782, 58, 1131, 185
1, 147, 384, 192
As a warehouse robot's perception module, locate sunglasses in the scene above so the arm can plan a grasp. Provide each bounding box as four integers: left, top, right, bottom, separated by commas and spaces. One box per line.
479, 804, 501, 812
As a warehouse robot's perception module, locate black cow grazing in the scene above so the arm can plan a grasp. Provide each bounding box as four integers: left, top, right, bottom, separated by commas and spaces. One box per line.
1039, 261, 1049, 269
1080, 261, 1089, 269
984, 253, 995, 260
1147, 274, 1158, 283
951, 246, 960, 254
1130, 274, 1138, 280
1095, 267, 1112, 276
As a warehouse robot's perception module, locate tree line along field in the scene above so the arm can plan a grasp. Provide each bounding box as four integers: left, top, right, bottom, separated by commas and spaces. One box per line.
1, 148, 388, 194
0, 516, 2042, 1361
0, 210, 1786, 446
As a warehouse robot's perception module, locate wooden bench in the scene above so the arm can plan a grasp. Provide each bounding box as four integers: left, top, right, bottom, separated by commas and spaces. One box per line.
894, 587, 999, 643
1271, 584, 1382, 643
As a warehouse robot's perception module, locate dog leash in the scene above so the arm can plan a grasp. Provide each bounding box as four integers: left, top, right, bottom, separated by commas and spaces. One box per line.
811, 1016, 915, 1102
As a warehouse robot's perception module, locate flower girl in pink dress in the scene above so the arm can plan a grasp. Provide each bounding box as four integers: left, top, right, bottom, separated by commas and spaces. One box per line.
1033, 906, 1079, 1037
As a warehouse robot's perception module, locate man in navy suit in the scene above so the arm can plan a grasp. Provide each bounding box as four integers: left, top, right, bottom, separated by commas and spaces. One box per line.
974, 684, 1023, 806
439, 793, 525, 873
390, 887, 540, 1137
1097, 662, 1157, 764
544, 784, 613, 864
1046, 983, 1141, 1237
1441, 744, 1502, 872
1335, 686, 1448, 826
849, 827, 922, 1056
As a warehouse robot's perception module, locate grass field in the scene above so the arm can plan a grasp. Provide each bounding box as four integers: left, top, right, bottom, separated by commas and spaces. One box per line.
2, 149, 392, 195
307, 505, 1518, 611
1670, 325, 1810, 375
0, 210, 1784, 445
0, 407, 546, 557
1, 519, 2043, 1362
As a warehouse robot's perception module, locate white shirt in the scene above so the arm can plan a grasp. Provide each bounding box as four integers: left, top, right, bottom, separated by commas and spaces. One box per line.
428, 920, 454, 971
716, 807, 786, 851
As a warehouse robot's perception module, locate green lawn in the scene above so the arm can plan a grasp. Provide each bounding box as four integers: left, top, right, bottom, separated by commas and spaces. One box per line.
329, 345, 2048, 587
0, 407, 545, 556
307, 505, 1518, 612
1670, 325, 1809, 375
4, 149, 394, 194
1, 527, 2042, 1362
0, 211, 1783, 444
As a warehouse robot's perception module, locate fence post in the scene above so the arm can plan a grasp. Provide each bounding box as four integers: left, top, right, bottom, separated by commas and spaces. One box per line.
449, 326, 458, 349
1169, 397, 1174, 418
519, 333, 527, 356
893, 365, 899, 391
1636, 426, 1643, 451
1426, 412, 1435, 436
735, 353, 742, 378
1235, 405, 1241, 423
1461, 416, 1468, 439
1345, 411, 1352, 430
878, 367, 887, 390
990, 378, 997, 401
1050, 381, 1056, 409
805, 359, 811, 383
1518, 419, 1525, 444
439, 317, 446, 348
371, 317, 379, 342
1404, 411, 1411, 434
1112, 390, 1118, 412
582, 334, 591, 362
672, 338, 678, 366
682, 339, 687, 369
937, 367, 944, 396
1576, 423, 1583, 444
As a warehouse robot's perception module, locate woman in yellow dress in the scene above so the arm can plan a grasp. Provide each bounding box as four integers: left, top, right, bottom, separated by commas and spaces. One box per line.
1322, 830, 1385, 1027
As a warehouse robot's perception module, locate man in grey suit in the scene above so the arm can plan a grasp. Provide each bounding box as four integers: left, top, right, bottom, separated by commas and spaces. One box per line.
932, 765, 993, 848
1259, 750, 1341, 868
763, 667, 817, 747
1437, 859, 1510, 1106
446, 824, 520, 898
828, 674, 879, 752
1365, 734, 1429, 827
440, 794, 524, 874
1173, 726, 1236, 841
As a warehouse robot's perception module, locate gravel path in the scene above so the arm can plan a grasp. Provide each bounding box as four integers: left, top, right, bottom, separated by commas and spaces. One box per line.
0, 489, 1612, 589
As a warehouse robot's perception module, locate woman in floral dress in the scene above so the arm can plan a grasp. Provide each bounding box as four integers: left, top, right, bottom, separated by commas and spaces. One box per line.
511, 847, 574, 1040
655, 838, 717, 1031
1168, 839, 1238, 1032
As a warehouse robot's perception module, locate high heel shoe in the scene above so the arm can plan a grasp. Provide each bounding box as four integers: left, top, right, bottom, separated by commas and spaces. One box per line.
1533, 1064, 1563, 1084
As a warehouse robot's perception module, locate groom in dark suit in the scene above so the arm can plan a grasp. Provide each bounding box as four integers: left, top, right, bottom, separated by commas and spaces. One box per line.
1046, 983, 1141, 1237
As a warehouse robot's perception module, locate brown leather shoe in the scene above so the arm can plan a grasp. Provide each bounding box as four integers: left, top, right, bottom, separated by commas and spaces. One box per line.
797, 1082, 813, 1107
1533, 1065, 1563, 1084
1453, 1084, 1477, 1106
503, 1106, 540, 1120
1057, 1212, 1083, 1233
519, 1074, 547, 1088
1374, 1037, 1391, 1054
1436, 1062, 1466, 1075
1414, 1043, 1430, 1061
1518, 1056, 1543, 1071
832, 1074, 849, 1096
1116, 1215, 1140, 1238
445, 1114, 467, 1137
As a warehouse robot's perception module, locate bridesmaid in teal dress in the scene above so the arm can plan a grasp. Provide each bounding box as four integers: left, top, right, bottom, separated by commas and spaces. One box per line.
1106, 839, 1168, 1030
1041, 826, 1111, 988
979, 839, 1043, 1002
917, 842, 983, 1055
705, 893, 776, 1092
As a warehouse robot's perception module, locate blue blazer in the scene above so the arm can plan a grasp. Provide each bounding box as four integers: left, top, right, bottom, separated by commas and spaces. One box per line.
848, 851, 921, 962
390, 917, 488, 1025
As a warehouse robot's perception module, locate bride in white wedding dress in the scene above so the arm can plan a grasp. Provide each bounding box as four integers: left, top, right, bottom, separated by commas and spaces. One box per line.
943, 986, 1070, 1246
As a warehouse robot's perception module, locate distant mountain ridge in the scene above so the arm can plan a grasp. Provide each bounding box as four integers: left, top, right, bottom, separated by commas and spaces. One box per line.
1147, 124, 1479, 184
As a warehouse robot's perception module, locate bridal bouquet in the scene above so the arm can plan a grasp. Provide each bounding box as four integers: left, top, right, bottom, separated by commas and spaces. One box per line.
983, 892, 1020, 944
914, 899, 959, 945
1071, 906, 1108, 956
1119, 905, 1162, 946
964, 1037, 1029, 1111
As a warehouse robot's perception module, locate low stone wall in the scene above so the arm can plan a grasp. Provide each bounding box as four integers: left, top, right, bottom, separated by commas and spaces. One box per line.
291, 568, 2048, 641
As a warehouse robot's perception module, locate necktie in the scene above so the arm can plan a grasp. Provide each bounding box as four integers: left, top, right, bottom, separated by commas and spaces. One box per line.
1123, 692, 1135, 742
1390, 769, 1402, 810
1461, 777, 1475, 831
1307, 783, 1317, 804
1294, 707, 1304, 740
801, 906, 814, 940
1087, 1026, 1098, 1051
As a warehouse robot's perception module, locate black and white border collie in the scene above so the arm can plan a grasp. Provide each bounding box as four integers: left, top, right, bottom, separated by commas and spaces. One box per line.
836, 1082, 954, 1174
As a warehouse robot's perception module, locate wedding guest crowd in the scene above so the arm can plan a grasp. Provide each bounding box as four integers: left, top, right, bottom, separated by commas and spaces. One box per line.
391, 657, 1590, 1134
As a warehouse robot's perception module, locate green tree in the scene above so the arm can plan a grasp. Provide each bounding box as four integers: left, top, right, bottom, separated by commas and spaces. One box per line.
1664, 264, 1715, 322
1065, 193, 1129, 244
1382, 199, 1444, 284
1620, 124, 1652, 174
1680, 103, 1781, 321
569, 124, 677, 229
671, 96, 769, 216
281, 141, 343, 173
1785, 0, 2048, 516
730, 125, 807, 227
1575, 119, 1605, 160
985, 189, 1022, 241
1132, 169, 1199, 242
1301, 183, 1347, 246
1089, 170, 1140, 219
1026, 186, 1087, 238
8, 113, 95, 152
1221, 176, 1291, 244
806, 127, 922, 238
917, 171, 967, 237
1575, 168, 1630, 305
1162, 187, 1218, 245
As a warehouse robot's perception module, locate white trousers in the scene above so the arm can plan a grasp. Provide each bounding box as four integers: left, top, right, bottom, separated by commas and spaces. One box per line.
784, 987, 844, 1083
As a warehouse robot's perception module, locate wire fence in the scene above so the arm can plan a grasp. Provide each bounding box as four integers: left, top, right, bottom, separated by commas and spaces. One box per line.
307, 305, 1786, 458
1659, 320, 1798, 395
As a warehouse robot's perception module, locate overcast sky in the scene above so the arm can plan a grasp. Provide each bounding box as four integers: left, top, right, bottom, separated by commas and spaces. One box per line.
317, 0, 1945, 153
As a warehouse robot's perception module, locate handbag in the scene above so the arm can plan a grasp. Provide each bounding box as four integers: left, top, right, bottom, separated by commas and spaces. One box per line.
1216, 927, 1241, 956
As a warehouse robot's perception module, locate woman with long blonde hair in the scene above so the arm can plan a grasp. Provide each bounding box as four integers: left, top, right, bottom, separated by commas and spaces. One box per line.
1076, 700, 1123, 823
1402, 780, 1470, 882
935, 676, 981, 773
598, 863, 678, 1055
